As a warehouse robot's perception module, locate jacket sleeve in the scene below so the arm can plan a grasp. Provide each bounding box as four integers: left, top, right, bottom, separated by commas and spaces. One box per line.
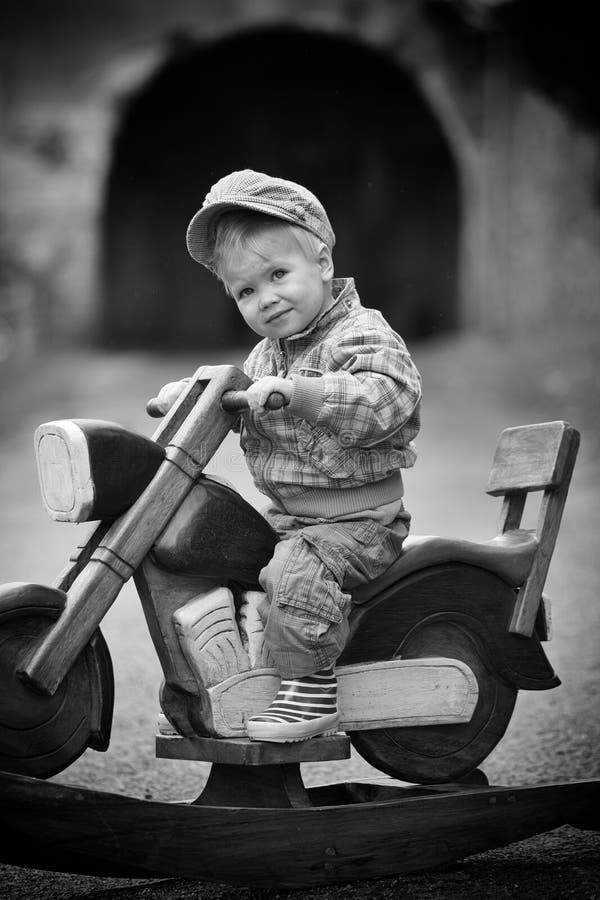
287, 330, 422, 449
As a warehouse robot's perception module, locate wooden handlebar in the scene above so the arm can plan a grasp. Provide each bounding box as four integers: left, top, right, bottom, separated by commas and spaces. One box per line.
146, 389, 287, 418
220, 390, 287, 412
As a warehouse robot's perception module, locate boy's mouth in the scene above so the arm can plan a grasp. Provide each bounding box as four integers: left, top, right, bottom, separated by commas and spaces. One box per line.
266, 309, 290, 324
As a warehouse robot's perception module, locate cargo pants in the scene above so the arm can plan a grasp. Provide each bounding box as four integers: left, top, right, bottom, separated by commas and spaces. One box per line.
257, 508, 410, 678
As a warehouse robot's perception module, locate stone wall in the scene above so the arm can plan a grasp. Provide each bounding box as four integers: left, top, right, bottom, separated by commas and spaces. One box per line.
1, 0, 598, 355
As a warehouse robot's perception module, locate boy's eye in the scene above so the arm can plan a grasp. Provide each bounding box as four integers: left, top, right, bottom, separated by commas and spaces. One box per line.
238, 287, 253, 299
272, 269, 286, 281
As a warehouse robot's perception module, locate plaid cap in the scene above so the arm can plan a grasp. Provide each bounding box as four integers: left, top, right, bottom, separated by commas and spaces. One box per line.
186, 169, 335, 270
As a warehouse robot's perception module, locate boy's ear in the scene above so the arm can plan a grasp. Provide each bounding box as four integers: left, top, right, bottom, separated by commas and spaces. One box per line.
318, 243, 334, 281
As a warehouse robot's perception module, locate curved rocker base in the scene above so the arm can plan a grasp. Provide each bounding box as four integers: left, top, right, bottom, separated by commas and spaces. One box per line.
1, 770, 598, 887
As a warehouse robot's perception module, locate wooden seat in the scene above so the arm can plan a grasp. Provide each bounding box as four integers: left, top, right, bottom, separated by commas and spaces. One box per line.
352, 529, 538, 606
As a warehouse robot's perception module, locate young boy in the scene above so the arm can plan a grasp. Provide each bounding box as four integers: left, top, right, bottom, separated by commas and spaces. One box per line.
156, 169, 422, 743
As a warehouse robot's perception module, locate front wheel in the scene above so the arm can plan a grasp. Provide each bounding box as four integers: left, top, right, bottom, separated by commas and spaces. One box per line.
0, 582, 114, 779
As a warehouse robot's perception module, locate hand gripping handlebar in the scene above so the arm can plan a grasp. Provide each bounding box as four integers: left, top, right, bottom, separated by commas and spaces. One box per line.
146, 389, 287, 418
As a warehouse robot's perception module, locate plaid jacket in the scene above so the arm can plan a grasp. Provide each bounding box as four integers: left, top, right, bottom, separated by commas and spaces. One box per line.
239, 278, 422, 518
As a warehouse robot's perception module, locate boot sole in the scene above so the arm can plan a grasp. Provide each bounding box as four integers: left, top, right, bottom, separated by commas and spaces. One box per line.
247, 714, 340, 743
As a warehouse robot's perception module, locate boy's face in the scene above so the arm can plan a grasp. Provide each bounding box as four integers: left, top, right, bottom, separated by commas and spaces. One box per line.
221, 229, 333, 340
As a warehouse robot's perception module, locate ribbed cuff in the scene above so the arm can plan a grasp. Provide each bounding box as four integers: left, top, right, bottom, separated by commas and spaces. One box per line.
287, 375, 326, 423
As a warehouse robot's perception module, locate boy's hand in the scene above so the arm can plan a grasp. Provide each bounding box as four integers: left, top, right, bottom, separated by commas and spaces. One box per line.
154, 378, 191, 414
246, 376, 293, 411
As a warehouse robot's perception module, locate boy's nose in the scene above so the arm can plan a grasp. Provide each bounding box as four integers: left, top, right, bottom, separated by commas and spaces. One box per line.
258, 289, 279, 310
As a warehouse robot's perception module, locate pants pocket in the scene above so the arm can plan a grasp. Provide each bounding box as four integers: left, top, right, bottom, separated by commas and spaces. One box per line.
261, 535, 347, 623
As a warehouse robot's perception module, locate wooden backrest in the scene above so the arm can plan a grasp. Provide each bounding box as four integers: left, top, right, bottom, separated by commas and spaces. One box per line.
487, 421, 577, 496
486, 421, 580, 636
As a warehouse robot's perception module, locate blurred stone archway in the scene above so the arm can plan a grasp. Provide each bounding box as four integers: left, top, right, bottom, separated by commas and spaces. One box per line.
101, 26, 460, 349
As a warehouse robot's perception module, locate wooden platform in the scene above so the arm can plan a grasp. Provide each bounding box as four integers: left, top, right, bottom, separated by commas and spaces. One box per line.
156, 733, 352, 808
155, 733, 351, 765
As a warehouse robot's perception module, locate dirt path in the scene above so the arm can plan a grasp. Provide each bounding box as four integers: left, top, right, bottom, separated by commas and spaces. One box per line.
1, 336, 598, 899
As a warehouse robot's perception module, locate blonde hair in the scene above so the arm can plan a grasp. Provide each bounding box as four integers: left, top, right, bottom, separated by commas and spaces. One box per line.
211, 210, 326, 292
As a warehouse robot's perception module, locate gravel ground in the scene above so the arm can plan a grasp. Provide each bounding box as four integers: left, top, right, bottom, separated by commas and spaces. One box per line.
0, 330, 599, 899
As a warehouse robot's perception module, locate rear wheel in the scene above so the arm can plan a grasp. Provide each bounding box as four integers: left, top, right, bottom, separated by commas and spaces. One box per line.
0, 583, 113, 779
342, 565, 519, 784
350, 615, 517, 783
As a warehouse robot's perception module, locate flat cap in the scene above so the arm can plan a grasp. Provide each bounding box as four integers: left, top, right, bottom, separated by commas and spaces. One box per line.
186, 169, 335, 269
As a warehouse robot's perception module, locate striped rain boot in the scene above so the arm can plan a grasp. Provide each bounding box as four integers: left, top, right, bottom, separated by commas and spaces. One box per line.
246, 669, 339, 743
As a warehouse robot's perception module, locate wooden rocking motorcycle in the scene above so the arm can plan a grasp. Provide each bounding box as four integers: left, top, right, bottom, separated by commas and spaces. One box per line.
0, 364, 597, 887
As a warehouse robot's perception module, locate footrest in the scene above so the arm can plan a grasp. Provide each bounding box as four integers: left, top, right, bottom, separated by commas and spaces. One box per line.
156, 733, 351, 765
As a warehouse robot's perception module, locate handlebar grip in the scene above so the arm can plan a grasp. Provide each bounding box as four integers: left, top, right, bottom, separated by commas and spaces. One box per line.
146, 389, 287, 418
146, 398, 165, 418
221, 390, 287, 412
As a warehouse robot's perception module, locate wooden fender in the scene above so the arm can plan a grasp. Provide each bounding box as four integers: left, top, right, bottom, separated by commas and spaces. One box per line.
0, 583, 114, 779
